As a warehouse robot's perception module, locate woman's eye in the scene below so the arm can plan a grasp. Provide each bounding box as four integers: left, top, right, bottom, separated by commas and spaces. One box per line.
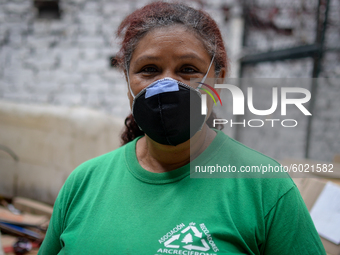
182, 67, 197, 73
141, 66, 158, 73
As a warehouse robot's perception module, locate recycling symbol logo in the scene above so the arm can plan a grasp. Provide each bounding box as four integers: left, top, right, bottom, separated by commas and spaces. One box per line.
163, 222, 210, 251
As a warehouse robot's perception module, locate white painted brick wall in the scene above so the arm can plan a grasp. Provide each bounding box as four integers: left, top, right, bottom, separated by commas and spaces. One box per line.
240, 0, 340, 162
0, 0, 338, 162
0, 0, 233, 119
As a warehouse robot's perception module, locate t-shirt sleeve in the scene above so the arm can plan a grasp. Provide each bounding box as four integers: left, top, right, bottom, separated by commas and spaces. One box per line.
261, 185, 326, 255
37, 157, 102, 254
37, 168, 79, 255
37, 192, 63, 254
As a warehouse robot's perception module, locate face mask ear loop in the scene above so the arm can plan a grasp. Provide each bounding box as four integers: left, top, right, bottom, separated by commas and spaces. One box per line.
196, 45, 216, 128
197, 53, 215, 90
126, 67, 135, 99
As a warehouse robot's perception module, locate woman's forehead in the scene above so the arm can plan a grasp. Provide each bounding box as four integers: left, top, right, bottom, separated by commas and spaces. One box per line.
130, 25, 210, 63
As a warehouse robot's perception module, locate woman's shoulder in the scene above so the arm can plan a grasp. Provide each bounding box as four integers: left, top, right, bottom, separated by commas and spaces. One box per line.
209, 131, 297, 208
208, 131, 288, 176
64, 140, 136, 186
217, 131, 280, 166
75, 145, 125, 172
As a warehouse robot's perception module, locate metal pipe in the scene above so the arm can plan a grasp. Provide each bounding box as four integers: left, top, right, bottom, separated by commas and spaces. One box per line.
305, 0, 330, 158
0, 144, 19, 162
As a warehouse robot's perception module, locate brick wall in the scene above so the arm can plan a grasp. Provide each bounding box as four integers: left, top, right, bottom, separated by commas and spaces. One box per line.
238, 0, 340, 162
0, 0, 230, 119
0, 0, 339, 162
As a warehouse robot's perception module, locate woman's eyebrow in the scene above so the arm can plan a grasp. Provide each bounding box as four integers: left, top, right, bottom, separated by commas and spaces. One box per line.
134, 53, 206, 66
177, 54, 206, 64
134, 55, 161, 66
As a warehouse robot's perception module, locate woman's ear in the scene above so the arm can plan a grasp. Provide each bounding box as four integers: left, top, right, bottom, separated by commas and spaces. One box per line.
218, 67, 226, 80
215, 67, 226, 95
124, 70, 129, 84
124, 70, 134, 109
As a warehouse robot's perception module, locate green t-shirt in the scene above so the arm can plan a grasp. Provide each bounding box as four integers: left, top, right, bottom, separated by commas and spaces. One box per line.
38, 131, 326, 255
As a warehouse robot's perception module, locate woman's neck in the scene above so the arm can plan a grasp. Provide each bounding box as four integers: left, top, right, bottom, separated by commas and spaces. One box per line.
136, 125, 216, 173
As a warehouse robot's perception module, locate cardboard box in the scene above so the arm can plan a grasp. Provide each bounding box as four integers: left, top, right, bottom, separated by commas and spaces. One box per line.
12, 197, 53, 218
293, 178, 340, 255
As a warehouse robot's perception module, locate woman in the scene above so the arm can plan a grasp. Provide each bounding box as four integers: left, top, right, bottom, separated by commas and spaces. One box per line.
38, 2, 326, 254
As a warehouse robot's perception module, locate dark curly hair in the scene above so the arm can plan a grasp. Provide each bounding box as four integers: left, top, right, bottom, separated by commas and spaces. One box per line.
116, 1, 229, 145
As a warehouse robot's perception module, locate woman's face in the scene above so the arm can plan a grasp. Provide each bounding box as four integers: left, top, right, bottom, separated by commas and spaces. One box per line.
127, 25, 222, 108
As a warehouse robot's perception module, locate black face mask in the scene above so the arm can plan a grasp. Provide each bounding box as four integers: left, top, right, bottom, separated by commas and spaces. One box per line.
131, 78, 206, 146
127, 55, 215, 146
